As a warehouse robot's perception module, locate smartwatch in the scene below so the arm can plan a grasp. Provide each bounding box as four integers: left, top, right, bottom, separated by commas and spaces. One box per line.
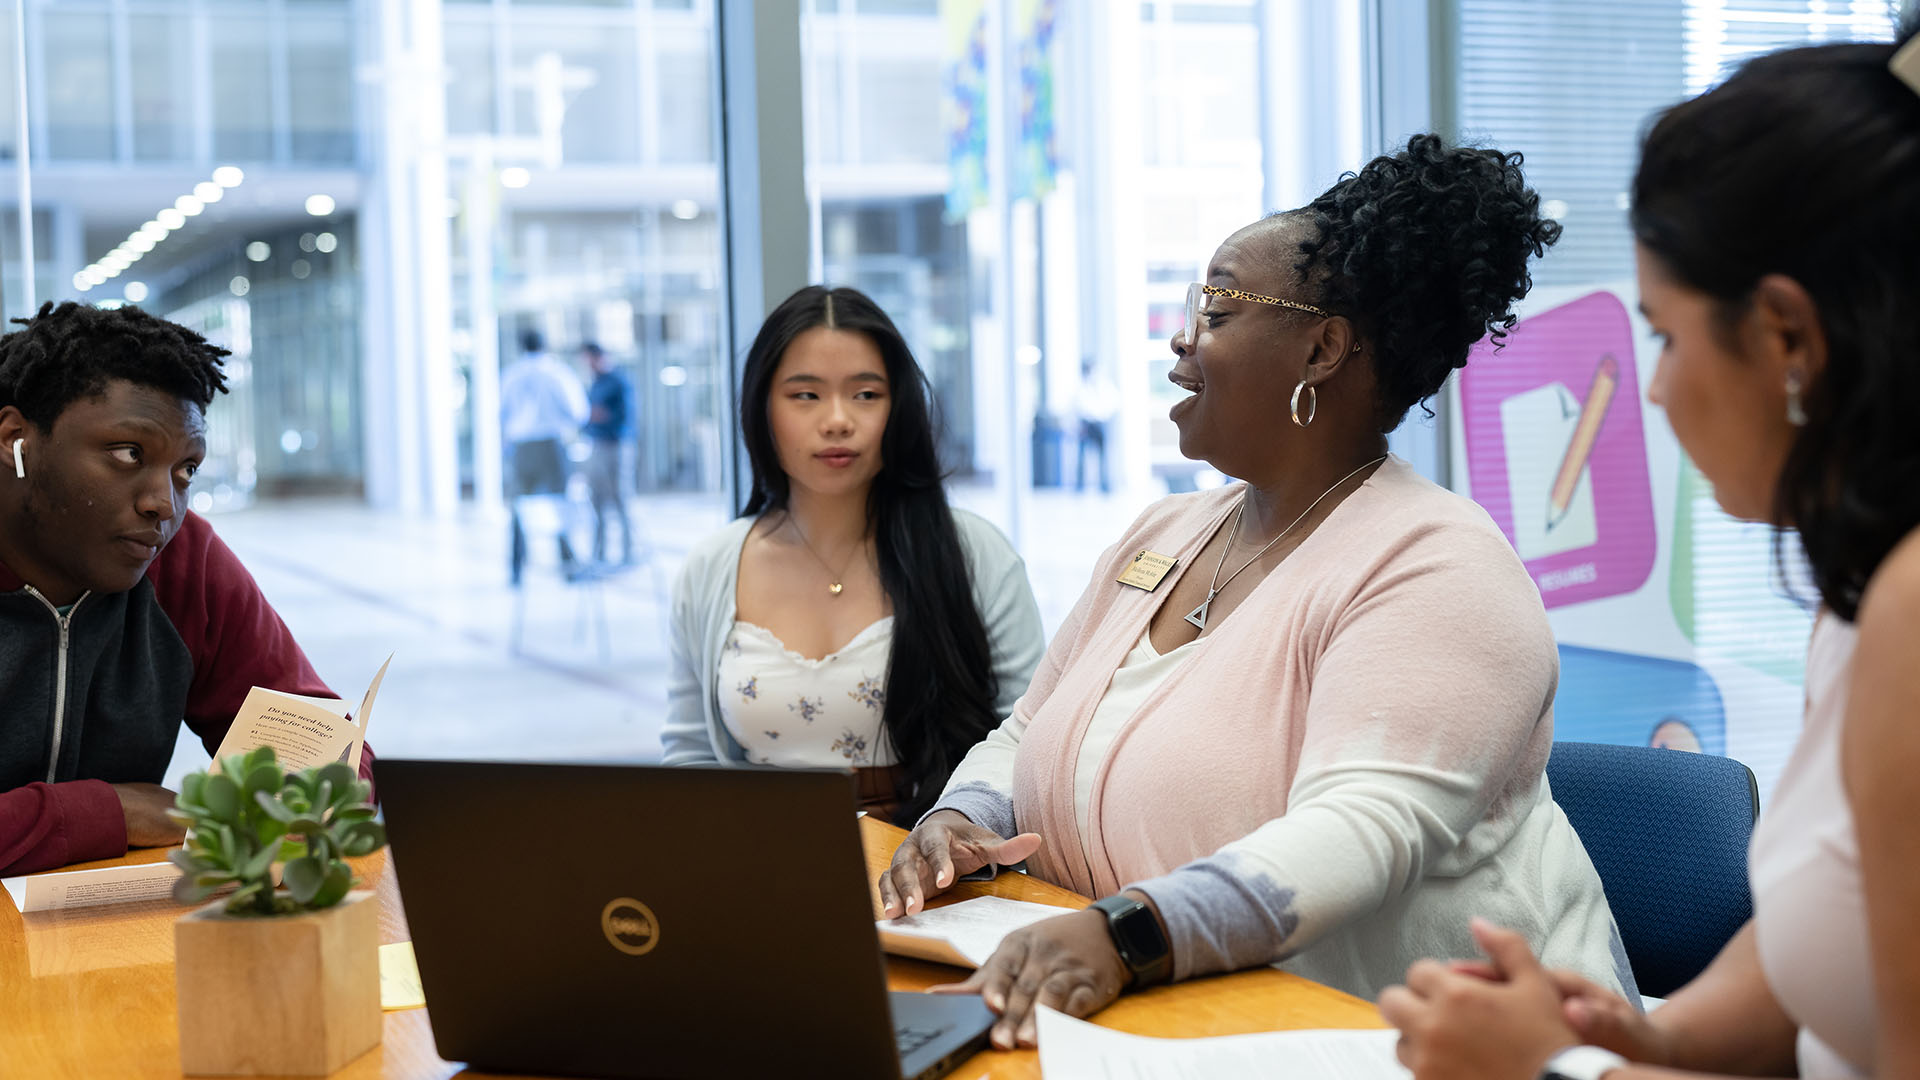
1539, 1045, 1629, 1080
1088, 894, 1172, 988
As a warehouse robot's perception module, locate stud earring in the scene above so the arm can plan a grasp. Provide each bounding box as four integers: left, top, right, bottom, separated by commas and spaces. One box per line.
10, 439, 21, 480
1784, 371, 1808, 427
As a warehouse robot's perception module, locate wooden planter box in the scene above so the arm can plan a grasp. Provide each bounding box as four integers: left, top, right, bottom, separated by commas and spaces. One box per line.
175, 890, 382, 1076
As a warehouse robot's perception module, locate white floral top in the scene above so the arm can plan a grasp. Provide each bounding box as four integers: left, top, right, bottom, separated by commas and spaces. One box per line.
715, 618, 897, 768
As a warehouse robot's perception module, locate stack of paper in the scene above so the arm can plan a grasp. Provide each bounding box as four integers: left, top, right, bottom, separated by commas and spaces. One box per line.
877, 895, 1075, 968
1036, 1007, 1409, 1079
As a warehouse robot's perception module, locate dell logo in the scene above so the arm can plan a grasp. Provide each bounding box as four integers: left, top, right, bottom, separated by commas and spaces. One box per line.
600, 897, 660, 956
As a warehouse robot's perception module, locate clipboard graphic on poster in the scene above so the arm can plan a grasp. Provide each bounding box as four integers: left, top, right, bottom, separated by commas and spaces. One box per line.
1500, 355, 1618, 562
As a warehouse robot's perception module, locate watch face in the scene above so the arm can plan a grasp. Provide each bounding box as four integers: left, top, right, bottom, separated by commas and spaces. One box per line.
1110, 904, 1166, 962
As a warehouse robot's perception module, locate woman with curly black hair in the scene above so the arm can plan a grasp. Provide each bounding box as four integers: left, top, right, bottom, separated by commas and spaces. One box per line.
876, 134, 1627, 1048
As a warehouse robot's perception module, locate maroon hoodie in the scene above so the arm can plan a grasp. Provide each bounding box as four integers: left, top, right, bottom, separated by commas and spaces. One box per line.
0, 511, 374, 876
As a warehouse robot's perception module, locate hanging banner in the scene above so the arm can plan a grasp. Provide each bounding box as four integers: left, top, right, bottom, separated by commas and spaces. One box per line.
1013, 0, 1058, 201
1454, 284, 1812, 797
942, 0, 991, 219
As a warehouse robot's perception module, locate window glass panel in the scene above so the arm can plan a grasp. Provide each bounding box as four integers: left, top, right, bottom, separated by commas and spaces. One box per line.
42, 11, 115, 161
210, 17, 273, 161
507, 16, 641, 164
656, 38, 713, 163
288, 16, 355, 163
7, 0, 746, 765
129, 14, 194, 162
0, 12, 16, 162
856, 58, 941, 164
801, 2, 1254, 633
445, 18, 498, 136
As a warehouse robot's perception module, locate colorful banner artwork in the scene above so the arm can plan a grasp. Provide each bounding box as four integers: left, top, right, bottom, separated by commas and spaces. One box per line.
1013, 0, 1058, 202
942, 0, 991, 219
1455, 285, 1812, 798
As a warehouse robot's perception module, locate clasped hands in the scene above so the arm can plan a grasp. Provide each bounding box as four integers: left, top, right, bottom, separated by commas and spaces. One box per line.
878, 810, 1131, 1050
1380, 917, 1676, 1080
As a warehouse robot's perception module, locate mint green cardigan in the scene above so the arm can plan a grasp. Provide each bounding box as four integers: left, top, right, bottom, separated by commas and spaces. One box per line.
661, 509, 1046, 765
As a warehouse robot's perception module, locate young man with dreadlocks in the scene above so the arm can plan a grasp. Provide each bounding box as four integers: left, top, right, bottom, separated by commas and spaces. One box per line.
0, 301, 373, 876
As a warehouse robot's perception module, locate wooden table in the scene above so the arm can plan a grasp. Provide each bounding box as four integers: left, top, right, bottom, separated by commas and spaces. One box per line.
0, 817, 1381, 1078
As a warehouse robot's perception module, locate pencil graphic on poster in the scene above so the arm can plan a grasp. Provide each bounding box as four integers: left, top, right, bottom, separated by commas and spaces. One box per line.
1547, 353, 1619, 531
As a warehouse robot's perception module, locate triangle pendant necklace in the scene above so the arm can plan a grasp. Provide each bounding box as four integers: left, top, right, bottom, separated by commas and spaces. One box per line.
1182, 455, 1388, 634
1184, 590, 1217, 631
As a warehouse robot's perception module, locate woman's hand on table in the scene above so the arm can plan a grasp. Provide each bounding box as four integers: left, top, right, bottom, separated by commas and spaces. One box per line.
1379, 918, 1592, 1080
930, 908, 1129, 1050
877, 809, 1042, 918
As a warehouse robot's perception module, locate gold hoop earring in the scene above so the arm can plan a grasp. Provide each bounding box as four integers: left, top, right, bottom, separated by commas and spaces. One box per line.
1291, 381, 1317, 428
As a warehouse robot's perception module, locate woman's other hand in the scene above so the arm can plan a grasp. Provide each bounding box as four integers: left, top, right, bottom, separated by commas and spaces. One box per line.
1379, 918, 1585, 1080
878, 809, 1042, 918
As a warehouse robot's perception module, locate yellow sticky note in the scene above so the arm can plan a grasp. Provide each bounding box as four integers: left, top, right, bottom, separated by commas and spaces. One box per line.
379, 941, 426, 1011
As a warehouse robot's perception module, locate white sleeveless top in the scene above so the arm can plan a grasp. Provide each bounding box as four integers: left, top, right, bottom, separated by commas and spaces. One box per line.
1073, 629, 1199, 848
715, 618, 898, 769
1750, 614, 1876, 1077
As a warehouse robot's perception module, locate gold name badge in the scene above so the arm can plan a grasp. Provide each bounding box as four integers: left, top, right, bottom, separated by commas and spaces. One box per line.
1116, 549, 1179, 592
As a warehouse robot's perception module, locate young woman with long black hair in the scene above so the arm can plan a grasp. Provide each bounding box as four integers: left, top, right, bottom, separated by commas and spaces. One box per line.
662, 285, 1045, 826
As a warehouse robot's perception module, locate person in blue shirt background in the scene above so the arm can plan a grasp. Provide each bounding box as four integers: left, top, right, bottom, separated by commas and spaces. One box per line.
500, 329, 587, 585
579, 341, 634, 566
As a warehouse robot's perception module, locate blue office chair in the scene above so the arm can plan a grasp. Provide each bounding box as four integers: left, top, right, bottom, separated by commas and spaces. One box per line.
1545, 741, 1759, 999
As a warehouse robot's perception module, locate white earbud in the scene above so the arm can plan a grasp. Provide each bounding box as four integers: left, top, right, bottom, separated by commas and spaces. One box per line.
10, 439, 21, 480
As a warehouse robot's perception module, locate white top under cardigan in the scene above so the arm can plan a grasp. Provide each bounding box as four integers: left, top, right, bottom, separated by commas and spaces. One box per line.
662, 509, 1047, 766
1073, 629, 1197, 846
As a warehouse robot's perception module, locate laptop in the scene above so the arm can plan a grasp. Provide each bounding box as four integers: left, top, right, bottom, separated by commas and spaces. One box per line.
378, 761, 996, 1080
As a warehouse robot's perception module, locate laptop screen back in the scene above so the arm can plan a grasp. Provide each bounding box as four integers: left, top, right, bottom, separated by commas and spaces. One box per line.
379, 761, 903, 1079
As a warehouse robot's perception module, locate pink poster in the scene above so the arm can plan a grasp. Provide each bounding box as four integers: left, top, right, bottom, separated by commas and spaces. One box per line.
1458, 291, 1656, 609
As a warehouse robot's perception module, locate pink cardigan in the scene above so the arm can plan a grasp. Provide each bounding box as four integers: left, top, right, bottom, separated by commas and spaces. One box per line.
933, 458, 1629, 1000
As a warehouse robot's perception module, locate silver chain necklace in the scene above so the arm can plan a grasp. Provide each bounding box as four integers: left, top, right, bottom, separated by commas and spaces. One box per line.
1184, 455, 1388, 631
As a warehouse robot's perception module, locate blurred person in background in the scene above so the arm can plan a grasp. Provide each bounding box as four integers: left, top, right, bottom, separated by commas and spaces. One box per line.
1074, 357, 1118, 494
580, 342, 634, 567
501, 329, 587, 586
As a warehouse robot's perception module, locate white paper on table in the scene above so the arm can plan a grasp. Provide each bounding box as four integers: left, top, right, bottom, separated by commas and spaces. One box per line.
1035, 1006, 1410, 1080
1500, 382, 1598, 561
877, 896, 1075, 968
2, 860, 179, 913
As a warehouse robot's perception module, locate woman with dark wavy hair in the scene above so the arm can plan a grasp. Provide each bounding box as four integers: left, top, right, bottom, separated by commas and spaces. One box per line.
1384, 26, 1920, 1080
877, 135, 1628, 1048
662, 285, 1044, 827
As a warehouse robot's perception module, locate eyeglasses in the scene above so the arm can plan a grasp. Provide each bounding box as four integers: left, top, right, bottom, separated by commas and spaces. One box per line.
1180, 282, 1336, 349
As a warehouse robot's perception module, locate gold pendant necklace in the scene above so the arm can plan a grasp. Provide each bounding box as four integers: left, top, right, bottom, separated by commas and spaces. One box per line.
789, 518, 860, 598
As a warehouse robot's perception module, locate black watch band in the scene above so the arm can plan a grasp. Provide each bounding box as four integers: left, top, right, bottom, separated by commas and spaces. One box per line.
1088, 894, 1172, 988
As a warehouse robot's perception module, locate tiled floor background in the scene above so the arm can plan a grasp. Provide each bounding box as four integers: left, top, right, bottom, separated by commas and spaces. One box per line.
162, 484, 1156, 787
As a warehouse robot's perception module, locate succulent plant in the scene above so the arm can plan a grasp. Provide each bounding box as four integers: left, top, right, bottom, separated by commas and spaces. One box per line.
167, 745, 386, 916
